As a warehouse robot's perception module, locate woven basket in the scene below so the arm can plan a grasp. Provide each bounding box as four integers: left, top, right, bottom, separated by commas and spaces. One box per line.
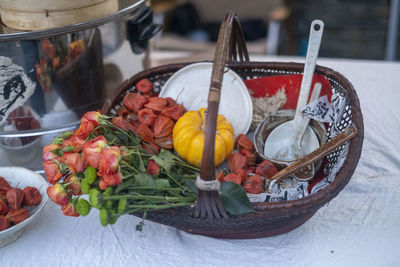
102, 12, 364, 239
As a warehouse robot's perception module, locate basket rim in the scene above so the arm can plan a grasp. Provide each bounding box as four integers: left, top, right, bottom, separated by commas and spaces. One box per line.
102, 60, 364, 216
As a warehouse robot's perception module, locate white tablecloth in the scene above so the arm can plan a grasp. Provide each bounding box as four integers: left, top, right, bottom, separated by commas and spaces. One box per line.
1, 56, 400, 267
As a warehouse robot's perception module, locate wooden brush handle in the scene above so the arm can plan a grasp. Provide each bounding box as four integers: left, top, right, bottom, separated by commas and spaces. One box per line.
200, 12, 249, 182
268, 125, 358, 186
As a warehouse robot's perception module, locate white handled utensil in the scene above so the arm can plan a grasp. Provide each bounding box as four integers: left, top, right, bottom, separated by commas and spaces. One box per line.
263, 20, 324, 167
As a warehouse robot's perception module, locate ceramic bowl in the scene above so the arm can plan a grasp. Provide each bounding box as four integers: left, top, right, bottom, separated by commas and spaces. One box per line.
254, 109, 327, 175
0, 167, 48, 247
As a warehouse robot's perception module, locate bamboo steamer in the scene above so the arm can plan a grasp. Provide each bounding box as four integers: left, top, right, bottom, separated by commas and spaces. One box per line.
0, 0, 119, 31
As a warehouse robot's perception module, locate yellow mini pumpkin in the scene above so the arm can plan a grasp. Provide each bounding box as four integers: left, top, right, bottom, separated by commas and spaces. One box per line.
173, 108, 234, 168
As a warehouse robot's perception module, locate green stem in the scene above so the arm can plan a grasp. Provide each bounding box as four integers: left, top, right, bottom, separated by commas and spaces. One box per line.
121, 161, 140, 173
126, 186, 183, 191
101, 120, 139, 144
122, 173, 136, 179
164, 171, 184, 189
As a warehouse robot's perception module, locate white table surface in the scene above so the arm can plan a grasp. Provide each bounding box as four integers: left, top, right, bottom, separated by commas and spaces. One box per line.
1, 55, 399, 267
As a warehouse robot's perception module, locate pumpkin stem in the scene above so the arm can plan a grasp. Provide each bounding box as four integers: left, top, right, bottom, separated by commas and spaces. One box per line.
200, 110, 207, 132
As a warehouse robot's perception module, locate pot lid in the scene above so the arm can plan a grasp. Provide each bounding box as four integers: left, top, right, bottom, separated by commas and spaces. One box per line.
159, 62, 253, 137
0, 0, 145, 41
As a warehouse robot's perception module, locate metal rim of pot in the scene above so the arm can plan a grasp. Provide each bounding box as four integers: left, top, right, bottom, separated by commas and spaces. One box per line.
0, 0, 147, 41
0, 0, 150, 139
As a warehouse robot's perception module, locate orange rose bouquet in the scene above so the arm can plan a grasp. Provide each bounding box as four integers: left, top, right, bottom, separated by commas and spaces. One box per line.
43, 111, 200, 228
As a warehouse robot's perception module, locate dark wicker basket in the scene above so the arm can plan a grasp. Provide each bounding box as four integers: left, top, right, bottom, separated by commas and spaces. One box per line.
102, 13, 363, 239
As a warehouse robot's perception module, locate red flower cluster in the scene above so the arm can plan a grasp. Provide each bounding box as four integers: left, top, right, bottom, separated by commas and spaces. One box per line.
218, 134, 279, 194
113, 79, 185, 155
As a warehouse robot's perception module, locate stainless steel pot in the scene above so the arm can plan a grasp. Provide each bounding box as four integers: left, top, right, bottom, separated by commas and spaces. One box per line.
0, 0, 161, 170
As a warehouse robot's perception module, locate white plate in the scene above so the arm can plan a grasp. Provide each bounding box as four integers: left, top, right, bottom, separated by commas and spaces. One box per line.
0, 167, 48, 247
159, 62, 253, 137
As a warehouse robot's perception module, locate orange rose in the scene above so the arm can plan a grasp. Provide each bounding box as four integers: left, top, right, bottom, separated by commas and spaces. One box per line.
98, 146, 120, 175
63, 152, 84, 174
100, 171, 122, 187
43, 143, 60, 161
43, 160, 62, 184
61, 201, 79, 217
75, 111, 101, 139
82, 136, 107, 168
47, 184, 68, 206
65, 174, 81, 196
62, 135, 85, 152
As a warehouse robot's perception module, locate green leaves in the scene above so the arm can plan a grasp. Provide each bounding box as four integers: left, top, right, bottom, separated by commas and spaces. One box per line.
220, 182, 253, 216
133, 173, 155, 187
150, 149, 175, 172
154, 179, 170, 189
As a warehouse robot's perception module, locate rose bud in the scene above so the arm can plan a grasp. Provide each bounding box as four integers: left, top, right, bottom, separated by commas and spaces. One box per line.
0, 216, 10, 231
43, 143, 61, 161
0, 177, 12, 191
83, 111, 101, 125
75, 117, 95, 139
65, 174, 81, 196
61, 201, 79, 217
0, 200, 8, 215
43, 159, 63, 184
47, 184, 69, 206
63, 152, 85, 174
147, 160, 160, 175
82, 135, 107, 168
98, 146, 120, 175
6, 208, 30, 224
22, 186, 42, 206
75, 111, 100, 139
7, 188, 24, 210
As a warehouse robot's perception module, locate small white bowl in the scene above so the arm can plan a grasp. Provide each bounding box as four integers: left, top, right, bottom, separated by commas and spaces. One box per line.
0, 167, 48, 247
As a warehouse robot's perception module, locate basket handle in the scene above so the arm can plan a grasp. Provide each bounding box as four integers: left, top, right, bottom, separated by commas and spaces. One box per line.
194, 12, 248, 219
201, 11, 248, 182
